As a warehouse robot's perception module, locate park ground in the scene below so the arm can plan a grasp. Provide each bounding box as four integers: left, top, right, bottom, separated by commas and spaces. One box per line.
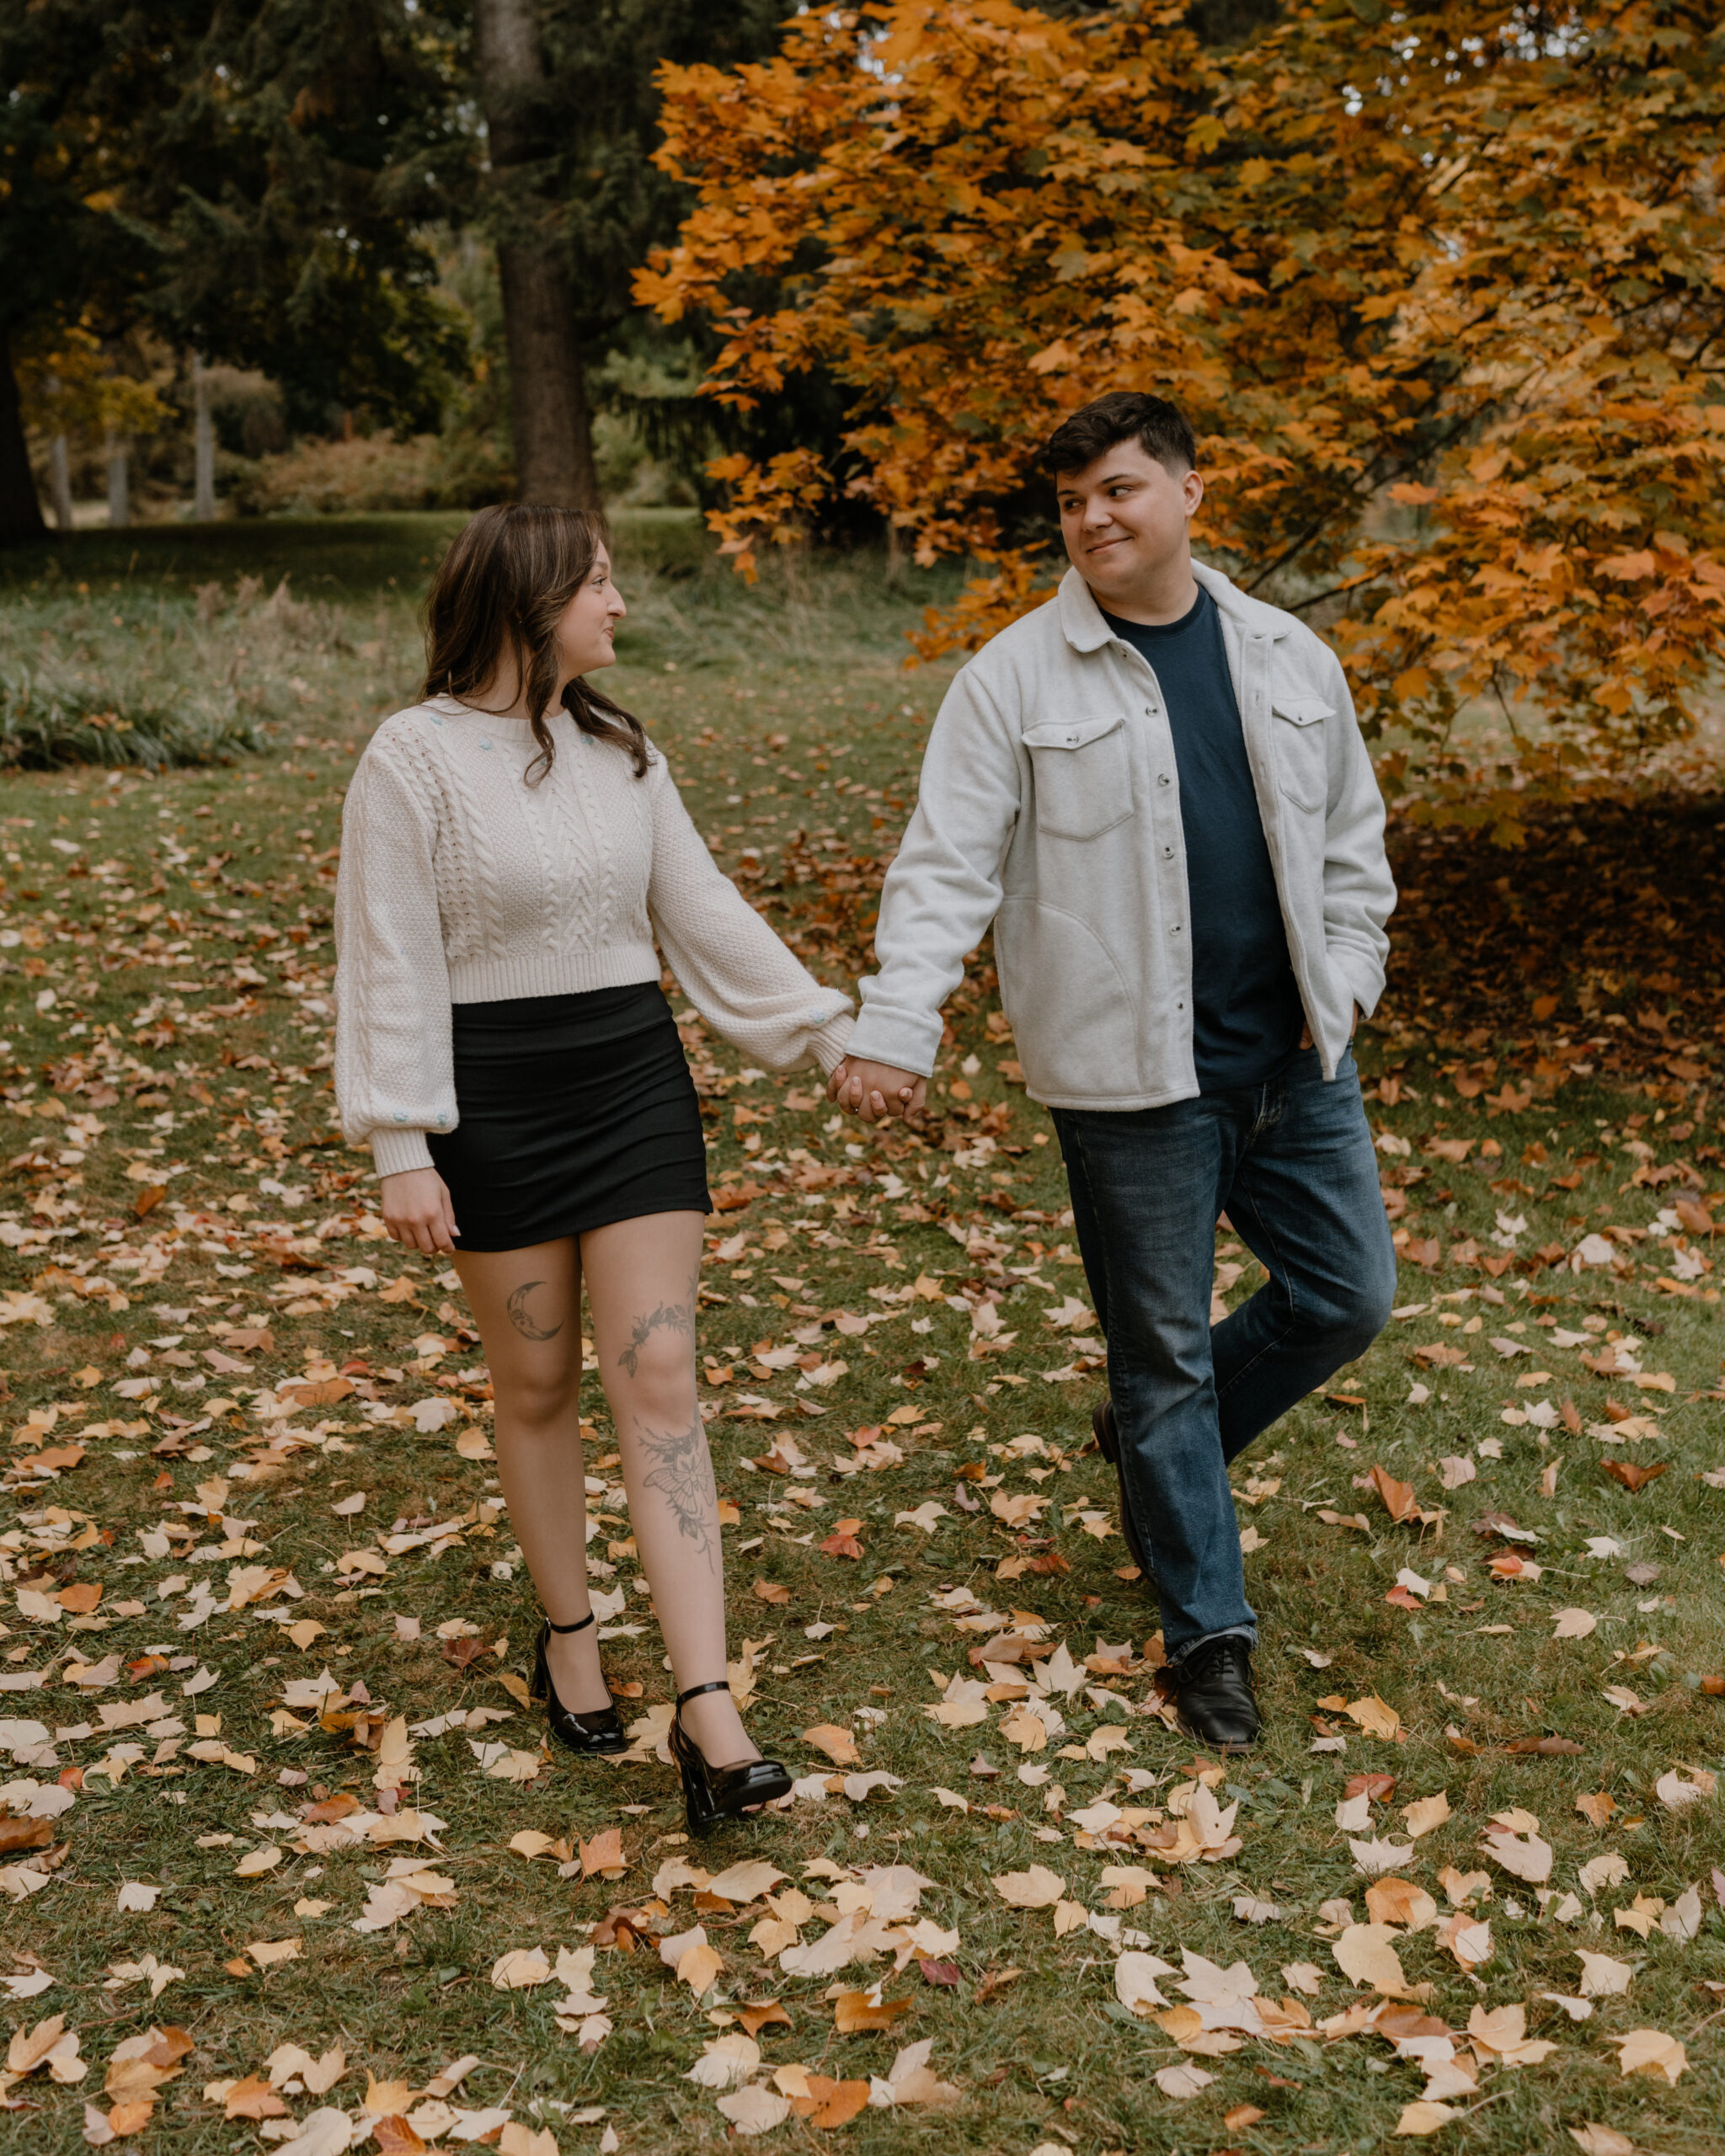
0, 515, 1722, 2156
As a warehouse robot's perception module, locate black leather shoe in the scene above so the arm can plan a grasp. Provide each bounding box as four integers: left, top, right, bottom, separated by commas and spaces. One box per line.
1092, 1397, 1153, 1578
670, 1679, 793, 1838
1172, 1636, 1261, 1750
531, 1614, 628, 1757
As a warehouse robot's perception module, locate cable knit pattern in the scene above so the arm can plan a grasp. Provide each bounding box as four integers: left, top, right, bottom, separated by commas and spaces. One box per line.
335, 696, 854, 1176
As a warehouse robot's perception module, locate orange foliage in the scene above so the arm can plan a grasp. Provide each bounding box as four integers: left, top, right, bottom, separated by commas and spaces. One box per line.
638, 1, 1725, 781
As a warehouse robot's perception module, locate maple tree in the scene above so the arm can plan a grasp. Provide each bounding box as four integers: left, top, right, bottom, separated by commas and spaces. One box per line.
638, 0, 1725, 805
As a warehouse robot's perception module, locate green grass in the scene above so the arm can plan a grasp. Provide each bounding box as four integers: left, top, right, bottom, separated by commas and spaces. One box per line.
0, 535, 1721, 2156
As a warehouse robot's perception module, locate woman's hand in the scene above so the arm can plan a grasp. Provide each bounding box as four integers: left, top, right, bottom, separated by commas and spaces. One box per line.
827, 1058, 927, 1123
380, 1167, 460, 1253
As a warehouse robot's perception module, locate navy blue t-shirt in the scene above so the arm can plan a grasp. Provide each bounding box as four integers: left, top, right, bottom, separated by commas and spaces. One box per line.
1101, 587, 1305, 1091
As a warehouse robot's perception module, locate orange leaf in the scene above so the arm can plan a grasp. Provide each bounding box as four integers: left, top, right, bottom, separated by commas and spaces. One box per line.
579, 1827, 627, 1879
802, 1722, 862, 1766
222, 2077, 289, 2121
373, 2118, 429, 2155
832, 1989, 911, 2034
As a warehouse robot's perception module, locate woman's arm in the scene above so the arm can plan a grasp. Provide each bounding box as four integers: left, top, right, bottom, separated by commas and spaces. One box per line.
333, 740, 459, 1182
644, 759, 853, 1071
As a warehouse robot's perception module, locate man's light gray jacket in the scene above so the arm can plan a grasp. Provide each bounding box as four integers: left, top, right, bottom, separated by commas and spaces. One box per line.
846, 559, 1396, 1109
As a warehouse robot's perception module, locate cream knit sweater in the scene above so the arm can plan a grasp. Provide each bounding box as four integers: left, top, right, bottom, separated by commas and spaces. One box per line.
334, 695, 853, 1176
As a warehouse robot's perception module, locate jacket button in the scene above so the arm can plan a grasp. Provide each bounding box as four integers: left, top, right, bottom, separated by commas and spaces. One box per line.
1162, 846, 1174, 860
1157, 772, 1171, 787
1171, 924, 1182, 937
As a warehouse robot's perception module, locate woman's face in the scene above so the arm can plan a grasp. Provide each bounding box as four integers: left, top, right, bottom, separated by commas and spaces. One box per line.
554, 546, 628, 679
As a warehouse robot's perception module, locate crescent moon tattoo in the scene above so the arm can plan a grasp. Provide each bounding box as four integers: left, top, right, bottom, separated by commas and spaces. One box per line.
505, 1280, 564, 1341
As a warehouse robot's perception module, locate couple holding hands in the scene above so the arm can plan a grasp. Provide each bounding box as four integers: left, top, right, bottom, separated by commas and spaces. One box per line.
333, 392, 1397, 1838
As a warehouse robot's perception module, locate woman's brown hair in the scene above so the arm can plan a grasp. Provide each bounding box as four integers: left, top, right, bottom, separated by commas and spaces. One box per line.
420, 503, 649, 783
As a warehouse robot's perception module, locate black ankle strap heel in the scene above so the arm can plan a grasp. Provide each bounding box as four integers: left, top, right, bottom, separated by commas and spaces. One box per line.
676, 1678, 731, 1707
670, 1678, 791, 1838
531, 1613, 627, 1758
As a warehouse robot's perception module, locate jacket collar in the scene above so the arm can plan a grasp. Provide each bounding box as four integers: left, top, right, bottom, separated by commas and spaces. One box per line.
1055, 556, 1290, 653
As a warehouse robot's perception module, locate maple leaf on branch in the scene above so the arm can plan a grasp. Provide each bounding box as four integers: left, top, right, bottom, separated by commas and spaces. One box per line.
636, 0, 1725, 817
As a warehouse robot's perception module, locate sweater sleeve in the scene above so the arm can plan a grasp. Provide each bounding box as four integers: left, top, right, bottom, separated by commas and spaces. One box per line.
334, 739, 457, 1177
645, 757, 853, 1073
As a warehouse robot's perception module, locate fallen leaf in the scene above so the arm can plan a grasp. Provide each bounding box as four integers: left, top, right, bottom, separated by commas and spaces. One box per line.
1333, 1924, 1409, 1994
223, 2076, 290, 2121
833, 1988, 911, 2033
802, 1723, 861, 1767
1568, 2127, 1636, 2156
1394, 2102, 1461, 2136
1607, 2028, 1686, 2084
1600, 1460, 1667, 1493
1402, 1792, 1450, 1838
1153, 2063, 1214, 2099
991, 1864, 1065, 1909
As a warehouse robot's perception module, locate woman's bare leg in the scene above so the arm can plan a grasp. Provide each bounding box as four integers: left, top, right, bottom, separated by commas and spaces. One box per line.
580, 1211, 756, 1766
453, 1238, 610, 1714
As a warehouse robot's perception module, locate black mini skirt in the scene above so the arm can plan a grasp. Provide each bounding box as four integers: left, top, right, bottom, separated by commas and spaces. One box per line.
427, 983, 711, 1252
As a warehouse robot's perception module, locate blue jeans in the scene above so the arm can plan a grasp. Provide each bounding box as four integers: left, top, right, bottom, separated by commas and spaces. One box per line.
1051, 1049, 1396, 1665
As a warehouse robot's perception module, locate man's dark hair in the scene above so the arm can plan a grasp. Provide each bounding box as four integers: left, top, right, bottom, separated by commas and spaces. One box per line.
1038, 391, 1197, 481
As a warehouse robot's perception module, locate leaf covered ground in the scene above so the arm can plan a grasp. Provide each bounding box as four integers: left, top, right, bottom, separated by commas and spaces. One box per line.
1, 527, 1722, 2156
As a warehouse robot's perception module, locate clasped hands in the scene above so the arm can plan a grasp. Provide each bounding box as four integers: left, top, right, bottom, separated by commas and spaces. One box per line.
826, 1057, 927, 1124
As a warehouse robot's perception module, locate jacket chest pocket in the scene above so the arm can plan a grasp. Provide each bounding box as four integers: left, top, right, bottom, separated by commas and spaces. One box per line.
1270, 696, 1331, 813
1023, 713, 1135, 840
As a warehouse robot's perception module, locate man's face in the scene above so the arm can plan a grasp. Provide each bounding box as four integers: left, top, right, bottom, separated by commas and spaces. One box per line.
1055, 438, 1204, 600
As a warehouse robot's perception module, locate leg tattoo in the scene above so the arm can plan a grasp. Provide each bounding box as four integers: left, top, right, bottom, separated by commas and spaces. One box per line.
617, 1298, 693, 1376
635, 1416, 718, 1565
506, 1279, 565, 1342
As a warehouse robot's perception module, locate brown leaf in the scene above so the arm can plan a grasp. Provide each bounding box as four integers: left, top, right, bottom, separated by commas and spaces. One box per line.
972, 1966, 1023, 2005
751, 1577, 792, 1604
106, 2100, 155, 2136
579, 1828, 627, 1880
738, 1999, 793, 2038
372, 2116, 428, 2153
1343, 1774, 1397, 1803
300, 1793, 360, 1824
0, 1816, 53, 1854
918, 1958, 961, 1987
222, 2077, 289, 2121
1502, 1734, 1583, 1756
1601, 1460, 1667, 1492
56, 1582, 103, 1614
833, 1989, 911, 2034
1225, 2105, 1268, 2132
818, 1524, 864, 1560
278, 1378, 355, 1407
133, 1187, 167, 1219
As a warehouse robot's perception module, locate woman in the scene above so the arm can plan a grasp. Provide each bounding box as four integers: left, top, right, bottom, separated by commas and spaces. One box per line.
334, 504, 852, 1834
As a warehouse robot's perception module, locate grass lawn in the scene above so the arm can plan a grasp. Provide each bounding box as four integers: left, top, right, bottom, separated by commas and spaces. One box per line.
0, 525, 1722, 2156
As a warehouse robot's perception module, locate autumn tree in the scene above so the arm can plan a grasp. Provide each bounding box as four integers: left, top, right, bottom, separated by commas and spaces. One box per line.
638, 0, 1725, 811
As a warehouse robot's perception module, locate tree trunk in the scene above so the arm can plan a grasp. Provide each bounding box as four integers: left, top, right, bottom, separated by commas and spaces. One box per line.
0, 330, 48, 547
105, 430, 130, 526
473, 0, 600, 511
193, 355, 216, 521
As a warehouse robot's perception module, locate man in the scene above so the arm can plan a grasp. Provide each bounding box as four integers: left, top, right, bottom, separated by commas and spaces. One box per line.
830, 389, 1397, 1748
